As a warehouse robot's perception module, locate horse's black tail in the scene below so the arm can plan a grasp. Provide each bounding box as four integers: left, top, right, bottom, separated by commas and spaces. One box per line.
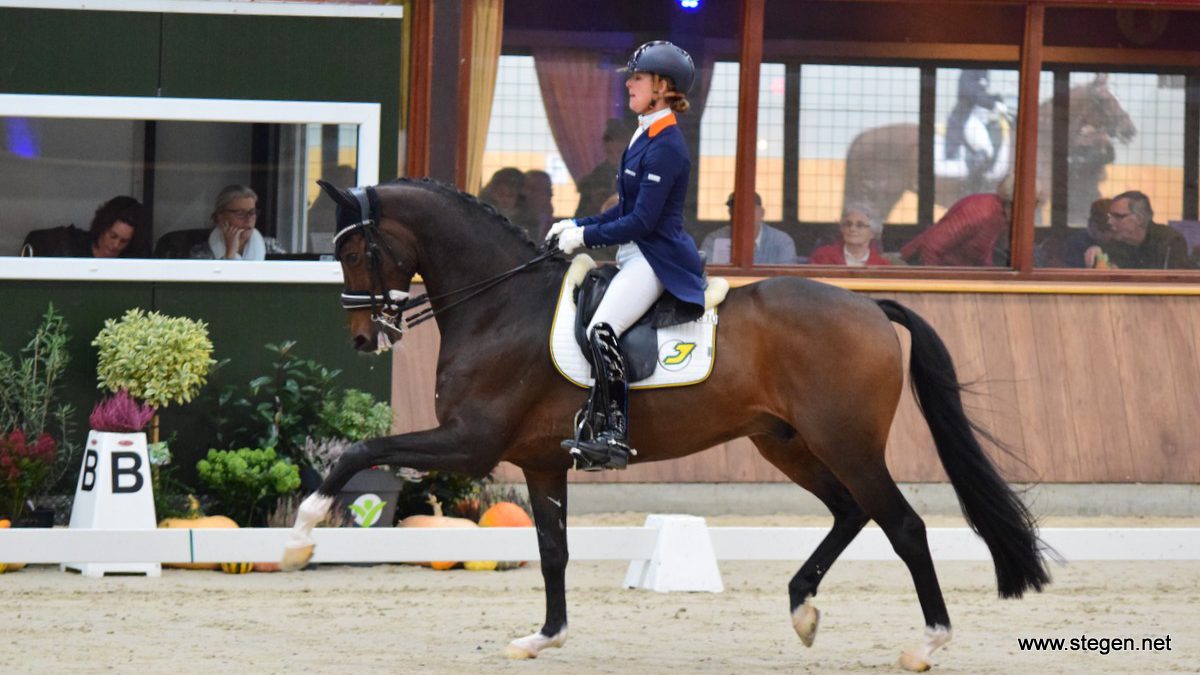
877, 299, 1049, 599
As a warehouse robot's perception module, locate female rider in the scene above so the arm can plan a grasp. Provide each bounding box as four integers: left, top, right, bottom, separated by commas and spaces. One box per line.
545, 41, 706, 470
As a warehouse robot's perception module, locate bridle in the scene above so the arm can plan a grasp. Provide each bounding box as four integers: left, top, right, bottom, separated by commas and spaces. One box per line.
335, 186, 557, 340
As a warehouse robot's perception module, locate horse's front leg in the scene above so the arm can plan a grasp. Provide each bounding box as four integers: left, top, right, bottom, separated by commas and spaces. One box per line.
281, 423, 496, 570
505, 468, 569, 659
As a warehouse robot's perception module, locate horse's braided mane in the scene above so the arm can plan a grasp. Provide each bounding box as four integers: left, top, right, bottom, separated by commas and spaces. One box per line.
384, 176, 537, 251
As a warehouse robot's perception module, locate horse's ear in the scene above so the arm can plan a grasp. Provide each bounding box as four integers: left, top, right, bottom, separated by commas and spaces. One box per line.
317, 179, 359, 212
1093, 73, 1108, 87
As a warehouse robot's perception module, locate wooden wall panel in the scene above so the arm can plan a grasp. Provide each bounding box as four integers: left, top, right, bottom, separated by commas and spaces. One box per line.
392, 291, 1200, 484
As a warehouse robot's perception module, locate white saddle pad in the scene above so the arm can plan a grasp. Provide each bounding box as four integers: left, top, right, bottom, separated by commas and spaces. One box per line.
549, 257, 719, 390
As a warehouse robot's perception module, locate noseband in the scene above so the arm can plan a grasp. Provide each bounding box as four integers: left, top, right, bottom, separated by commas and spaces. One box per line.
335, 186, 558, 339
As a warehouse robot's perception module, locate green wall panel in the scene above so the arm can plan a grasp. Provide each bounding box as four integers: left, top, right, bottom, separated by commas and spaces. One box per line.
0, 9, 160, 95
160, 14, 404, 179
1, 281, 389, 486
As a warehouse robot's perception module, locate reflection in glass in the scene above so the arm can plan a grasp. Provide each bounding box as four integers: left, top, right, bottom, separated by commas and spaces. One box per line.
1033, 71, 1185, 269
1, 116, 358, 260
933, 68, 1019, 221
802, 64, 919, 263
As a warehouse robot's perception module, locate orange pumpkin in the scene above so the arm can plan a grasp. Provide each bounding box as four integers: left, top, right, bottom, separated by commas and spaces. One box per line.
159, 514, 239, 570
479, 502, 533, 528
478, 502, 534, 570
0, 519, 12, 573
399, 495, 478, 570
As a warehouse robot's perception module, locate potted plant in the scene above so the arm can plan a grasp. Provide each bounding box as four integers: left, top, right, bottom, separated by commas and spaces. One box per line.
299, 387, 418, 528
196, 447, 301, 527
92, 308, 215, 443
0, 304, 76, 526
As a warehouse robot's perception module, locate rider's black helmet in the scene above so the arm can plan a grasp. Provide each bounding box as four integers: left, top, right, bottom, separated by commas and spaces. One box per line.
623, 41, 695, 95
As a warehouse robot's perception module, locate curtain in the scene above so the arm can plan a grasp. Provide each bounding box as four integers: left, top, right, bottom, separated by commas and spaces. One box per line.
464, 0, 504, 194
533, 49, 625, 182
534, 48, 717, 184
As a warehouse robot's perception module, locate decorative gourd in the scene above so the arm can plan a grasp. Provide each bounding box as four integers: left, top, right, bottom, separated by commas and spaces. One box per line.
220, 562, 254, 574
398, 495, 479, 570
0, 519, 11, 573
478, 502, 534, 570
158, 495, 244, 570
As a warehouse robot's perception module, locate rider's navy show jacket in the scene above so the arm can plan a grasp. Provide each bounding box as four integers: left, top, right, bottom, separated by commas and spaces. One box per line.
575, 113, 706, 312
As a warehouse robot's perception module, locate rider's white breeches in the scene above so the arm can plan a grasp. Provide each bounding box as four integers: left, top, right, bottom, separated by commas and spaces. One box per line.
587, 244, 664, 338
964, 109, 994, 158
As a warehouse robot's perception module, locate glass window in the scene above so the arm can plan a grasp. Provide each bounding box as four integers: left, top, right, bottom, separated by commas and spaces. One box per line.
1, 95, 378, 274
486, 1, 741, 253
696, 61, 789, 266
1034, 70, 1190, 270
798, 65, 920, 267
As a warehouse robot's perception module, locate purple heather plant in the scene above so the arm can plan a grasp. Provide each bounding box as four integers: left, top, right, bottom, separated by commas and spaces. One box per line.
89, 390, 156, 433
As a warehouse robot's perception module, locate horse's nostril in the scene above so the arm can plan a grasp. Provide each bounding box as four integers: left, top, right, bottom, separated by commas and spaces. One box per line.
353, 334, 372, 351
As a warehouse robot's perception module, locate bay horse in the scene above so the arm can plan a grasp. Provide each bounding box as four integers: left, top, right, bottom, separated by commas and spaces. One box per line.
844, 73, 1136, 227
282, 177, 1049, 671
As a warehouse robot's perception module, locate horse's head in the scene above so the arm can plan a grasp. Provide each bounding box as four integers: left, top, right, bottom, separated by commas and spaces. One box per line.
1078, 74, 1137, 145
318, 180, 420, 353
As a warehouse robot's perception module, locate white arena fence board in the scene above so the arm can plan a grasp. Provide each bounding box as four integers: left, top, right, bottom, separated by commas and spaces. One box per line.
1, 527, 1197, 564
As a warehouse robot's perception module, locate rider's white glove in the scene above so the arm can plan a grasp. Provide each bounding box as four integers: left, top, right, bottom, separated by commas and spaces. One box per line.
544, 219, 576, 241
556, 225, 586, 254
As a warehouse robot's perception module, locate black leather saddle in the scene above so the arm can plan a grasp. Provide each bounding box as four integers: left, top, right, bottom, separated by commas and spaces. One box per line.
573, 265, 704, 383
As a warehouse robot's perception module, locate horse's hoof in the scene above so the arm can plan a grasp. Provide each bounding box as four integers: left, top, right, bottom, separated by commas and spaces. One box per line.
898, 651, 932, 672
504, 629, 567, 659
280, 544, 314, 572
503, 643, 536, 660
791, 601, 820, 647
899, 625, 952, 672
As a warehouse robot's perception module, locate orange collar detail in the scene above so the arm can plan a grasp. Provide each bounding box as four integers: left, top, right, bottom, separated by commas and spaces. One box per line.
647, 113, 677, 138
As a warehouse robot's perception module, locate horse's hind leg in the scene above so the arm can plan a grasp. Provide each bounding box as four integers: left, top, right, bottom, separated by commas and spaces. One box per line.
751, 436, 869, 648
831, 460, 952, 672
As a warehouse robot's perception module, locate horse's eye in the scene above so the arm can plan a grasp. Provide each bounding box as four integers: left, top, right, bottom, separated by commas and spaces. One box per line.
343, 252, 361, 265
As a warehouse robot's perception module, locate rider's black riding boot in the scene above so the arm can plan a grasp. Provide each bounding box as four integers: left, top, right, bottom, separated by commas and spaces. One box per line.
564, 323, 634, 470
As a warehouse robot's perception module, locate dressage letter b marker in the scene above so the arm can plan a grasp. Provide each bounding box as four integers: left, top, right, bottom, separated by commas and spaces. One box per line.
81, 449, 98, 491
64, 431, 160, 577
111, 452, 144, 493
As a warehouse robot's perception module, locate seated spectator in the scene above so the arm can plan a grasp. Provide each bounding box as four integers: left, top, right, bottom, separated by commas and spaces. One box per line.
700, 191, 797, 265
479, 167, 525, 222
574, 118, 630, 218
1061, 198, 1114, 268
22, 195, 146, 258
1090, 190, 1190, 269
901, 173, 1013, 267
515, 169, 555, 240
189, 185, 266, 261
809, 204, 891, 267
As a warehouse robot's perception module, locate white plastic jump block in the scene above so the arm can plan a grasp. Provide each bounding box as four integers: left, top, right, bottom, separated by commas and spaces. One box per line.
62, 431, 161, 578
623, 514, 724, 593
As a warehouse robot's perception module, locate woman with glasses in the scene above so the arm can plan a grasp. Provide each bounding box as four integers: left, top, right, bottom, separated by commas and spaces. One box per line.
809, 203, 890, 266
190, 184, 265, 260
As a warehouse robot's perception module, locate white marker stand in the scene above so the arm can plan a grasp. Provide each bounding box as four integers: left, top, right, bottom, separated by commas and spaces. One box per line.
623, 514, 723, 593
62, 431, 160, 577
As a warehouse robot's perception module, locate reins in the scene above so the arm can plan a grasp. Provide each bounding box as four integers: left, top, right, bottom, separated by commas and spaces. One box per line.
335, 185, 557, 336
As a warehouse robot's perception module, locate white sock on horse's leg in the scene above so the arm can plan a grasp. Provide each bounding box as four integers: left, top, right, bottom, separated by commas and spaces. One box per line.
281, 493, 333, 570
504, 628, 568, 659
899, 624, 952, 672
